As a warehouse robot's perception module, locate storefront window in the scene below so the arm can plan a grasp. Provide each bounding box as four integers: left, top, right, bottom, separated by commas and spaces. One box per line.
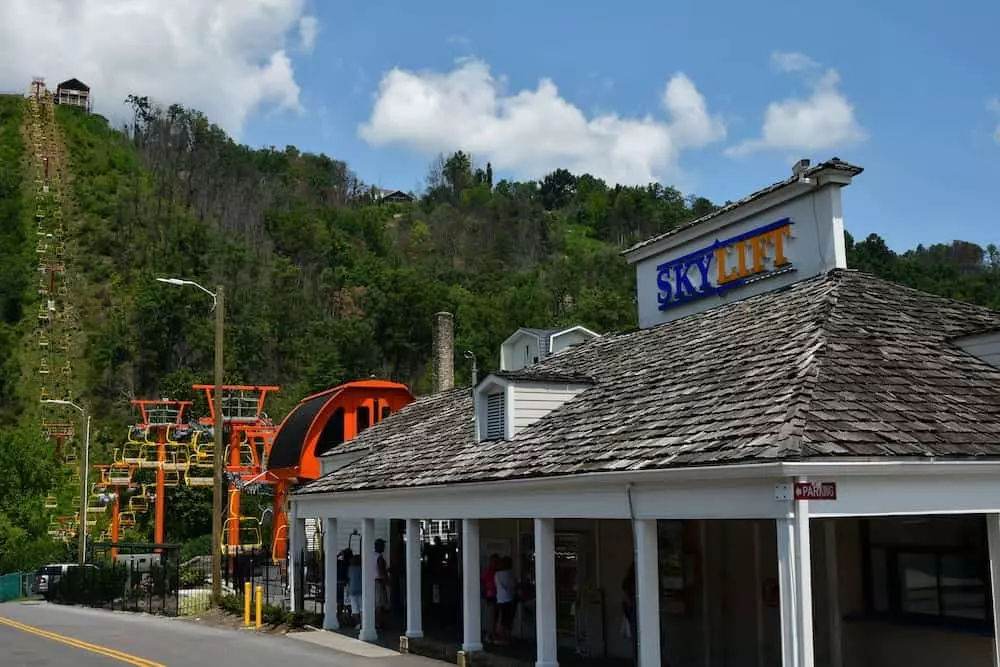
863, 516, 988, 626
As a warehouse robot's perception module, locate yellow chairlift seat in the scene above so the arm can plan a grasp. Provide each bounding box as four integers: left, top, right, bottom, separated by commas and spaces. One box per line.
137, 443, 160, 469
119, 512, 136, 528
162, 446, 190, 472
128, 495, 149, 513
193, 440, 216, 465
64, 450, 78, 465
38, 332, 49, 348
38, 358, 49, 375
127, 425, 147, 443
86, 495, 105, 514
43, 495, 57, 510
38, 304, 49, 321
68, 470, 80, 484
224, 439, 258, 472
221, 517, 263, 556
121, 441, 143, 465
85, 517, 97, 528
108, 462, 132, 487
185, 463, 214, 487
163, 470, 181, 487
141, 484, 157, 503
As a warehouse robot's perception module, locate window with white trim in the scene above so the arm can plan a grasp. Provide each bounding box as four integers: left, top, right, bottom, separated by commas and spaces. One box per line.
485, 391, 505, 440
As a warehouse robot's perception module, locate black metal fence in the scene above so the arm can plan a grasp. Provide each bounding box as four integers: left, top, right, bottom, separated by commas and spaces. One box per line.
47, 543, 329, 620
47, 542, 182, 615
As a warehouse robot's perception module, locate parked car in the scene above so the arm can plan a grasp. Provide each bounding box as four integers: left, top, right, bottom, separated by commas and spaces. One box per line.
34, 563, 96, 599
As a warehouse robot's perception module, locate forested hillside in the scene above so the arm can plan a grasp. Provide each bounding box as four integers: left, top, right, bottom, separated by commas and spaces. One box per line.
1, 94, 999, 570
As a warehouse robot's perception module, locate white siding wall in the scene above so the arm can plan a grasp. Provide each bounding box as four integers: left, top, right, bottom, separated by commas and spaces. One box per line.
512, 382, 588, 434
954, 332, 1000, 370
501, 333, 542, 371
549, 329, 592, 355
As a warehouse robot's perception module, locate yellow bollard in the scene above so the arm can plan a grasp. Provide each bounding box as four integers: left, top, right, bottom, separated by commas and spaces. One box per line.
255, 585, 263, 628
244, 582, 251, 626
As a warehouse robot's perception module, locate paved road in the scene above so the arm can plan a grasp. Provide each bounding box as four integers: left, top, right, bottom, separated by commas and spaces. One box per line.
0, 601, 438, 667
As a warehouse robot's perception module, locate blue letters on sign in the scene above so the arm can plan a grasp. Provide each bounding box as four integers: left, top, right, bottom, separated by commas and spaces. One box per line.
655, 218, 794, 311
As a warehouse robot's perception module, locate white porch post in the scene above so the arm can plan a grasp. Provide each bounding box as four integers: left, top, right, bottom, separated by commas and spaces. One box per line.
461, 518, 483, 652
794, 481, 815, 667
288, 503, 306, 613
534, 517, 558, 667
323, 517, 339, 630
634, 519, 661, 667
987, 513, 1000, 667
360, 518, 378, 641
776, 517, 798, 667
405, 518, 424, 638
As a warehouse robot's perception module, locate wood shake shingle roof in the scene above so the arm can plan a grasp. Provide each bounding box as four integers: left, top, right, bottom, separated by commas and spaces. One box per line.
299, 269, 1000, 495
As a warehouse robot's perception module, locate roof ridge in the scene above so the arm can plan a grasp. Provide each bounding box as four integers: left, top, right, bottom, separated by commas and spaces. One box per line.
770, 276, 843, 457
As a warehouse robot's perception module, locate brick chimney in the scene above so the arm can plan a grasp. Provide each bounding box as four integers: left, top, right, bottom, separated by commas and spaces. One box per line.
432, 312, 455, 392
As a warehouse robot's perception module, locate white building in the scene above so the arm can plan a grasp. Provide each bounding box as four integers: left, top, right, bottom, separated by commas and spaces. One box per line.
290, 158, 1000, 667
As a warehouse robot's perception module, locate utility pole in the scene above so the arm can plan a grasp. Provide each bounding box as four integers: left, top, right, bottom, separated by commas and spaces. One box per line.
212, 284, 224, 603
79, 413, 91, 566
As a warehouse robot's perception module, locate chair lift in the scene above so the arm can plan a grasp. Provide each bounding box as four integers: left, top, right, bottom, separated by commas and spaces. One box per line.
224, 437, 258, 473
70, 495, 80, 508
142, 484, 157, 502
64, 449, 78, 465
163, 469, 181, 487
185, 462, 214, 487
128, 494, 149, 513
121, 439, 143, 465
137, 443, 159, 469
108, 461, 132, 487
38, 332, 49, 348
221, 516, 263, 556
127, 425, 146, 443
61, 361, 71, 377
37, 304, 49, 321
162, 445, 190, 472
43, 495, 57, 510
86, 495, 105, 514
119, 512, 136, 528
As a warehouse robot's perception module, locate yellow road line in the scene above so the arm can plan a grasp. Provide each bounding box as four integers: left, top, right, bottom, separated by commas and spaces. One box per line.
0, 616, 166, 666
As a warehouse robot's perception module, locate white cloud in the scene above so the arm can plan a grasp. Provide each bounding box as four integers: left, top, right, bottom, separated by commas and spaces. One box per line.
727, 59, 866, 157
358, 58, 725, 186
770, 51, 818, 73
298, 15, 319, 53
988, 97, 1000, 144
0, 0, 313, 138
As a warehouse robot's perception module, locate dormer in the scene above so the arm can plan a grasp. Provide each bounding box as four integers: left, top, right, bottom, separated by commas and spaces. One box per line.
474, 371, 593, 442
499, 325, 600, 372
953, 329, 1000, 370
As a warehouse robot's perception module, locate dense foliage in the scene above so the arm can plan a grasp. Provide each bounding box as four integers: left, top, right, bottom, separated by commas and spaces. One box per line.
1, 94, 1000, 571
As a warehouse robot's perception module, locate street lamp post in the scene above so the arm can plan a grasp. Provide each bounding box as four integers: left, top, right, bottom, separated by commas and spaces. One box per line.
41, 399, 91, 566
156, 277, 224, 604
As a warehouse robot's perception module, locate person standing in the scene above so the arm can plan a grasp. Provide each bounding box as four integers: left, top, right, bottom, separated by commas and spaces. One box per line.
481, 554, 499, 642
374, 538, 390, 630
494, 556, 517, 646
347, 554, 363, 627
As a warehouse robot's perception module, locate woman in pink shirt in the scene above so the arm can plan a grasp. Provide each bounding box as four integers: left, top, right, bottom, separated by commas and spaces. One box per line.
481, 554, 499, 643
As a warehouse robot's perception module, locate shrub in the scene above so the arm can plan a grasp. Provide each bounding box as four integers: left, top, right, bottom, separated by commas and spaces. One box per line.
179, 566, 206, 588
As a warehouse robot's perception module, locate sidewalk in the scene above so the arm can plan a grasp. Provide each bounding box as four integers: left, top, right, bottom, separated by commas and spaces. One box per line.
286, 628, 443, 665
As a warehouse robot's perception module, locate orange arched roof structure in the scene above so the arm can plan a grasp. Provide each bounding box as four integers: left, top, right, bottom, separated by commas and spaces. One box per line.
268, 379, 414, 480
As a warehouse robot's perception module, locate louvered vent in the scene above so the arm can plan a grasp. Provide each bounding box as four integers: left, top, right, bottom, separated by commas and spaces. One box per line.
485, 391, 505, 440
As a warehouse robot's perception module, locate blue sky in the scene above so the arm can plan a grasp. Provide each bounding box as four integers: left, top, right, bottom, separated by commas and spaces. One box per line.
240, 0, 999, 253
3, 0, 996, 253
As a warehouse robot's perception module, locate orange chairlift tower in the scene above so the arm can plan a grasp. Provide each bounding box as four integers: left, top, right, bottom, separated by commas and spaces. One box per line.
192, 384, 279, 558
266, 379, 415, 562
128, 399, 192, 546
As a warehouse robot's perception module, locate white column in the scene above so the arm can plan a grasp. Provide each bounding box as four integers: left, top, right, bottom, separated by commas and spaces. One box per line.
360, 518, 378, 641
405, 518, 424, 638
461, 518, 483, 652
987, 513, 1000, 667
776, 517, 798, 667
634, 519, 661, 667
323, 517, 339, 630
794, 482, 815, 667
534, 517, 558, 667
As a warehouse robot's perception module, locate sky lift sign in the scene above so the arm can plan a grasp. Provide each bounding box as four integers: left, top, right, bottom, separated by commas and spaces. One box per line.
656, 218, 794, 311
794, 481, 837, 501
